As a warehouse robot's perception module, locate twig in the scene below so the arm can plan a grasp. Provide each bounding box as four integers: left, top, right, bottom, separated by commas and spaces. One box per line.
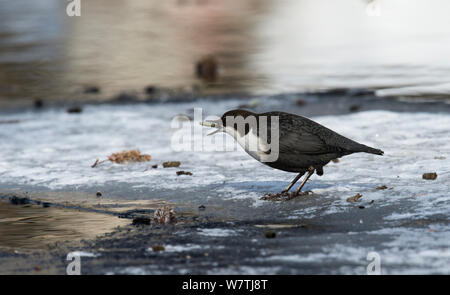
91, 158, 108, 168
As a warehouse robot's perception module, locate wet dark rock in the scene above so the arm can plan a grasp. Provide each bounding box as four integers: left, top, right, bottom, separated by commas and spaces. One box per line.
314, 88, 348, 97
358, 206, 365, 209
34, 99, 43, 108
96, 191, 102, 197
10, 196, 30, 205
67, 106, 83, 113
196, 56, 218, 81
376, 185, 388, 190
349, 105, 360, 112
132, 216, 151, 225
176, 171, 192, 176
152, 245, 165, 252
144, 86, 156, 95
422, 172, 437, 180
296, 98, 306, 106
114, 92, 139, 102
310, 87, 374, 97
152, 165, 158, 169
264, 230, 276, 239
84, 86, 100, 94
346, 193, 362, 203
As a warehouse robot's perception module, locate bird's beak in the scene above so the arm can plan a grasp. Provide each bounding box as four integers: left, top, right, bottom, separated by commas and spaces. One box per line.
200, 120, 222, 136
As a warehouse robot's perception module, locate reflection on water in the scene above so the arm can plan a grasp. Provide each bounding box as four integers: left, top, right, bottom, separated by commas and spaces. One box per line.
1, 0, 450, 103
0, 201, 129, 250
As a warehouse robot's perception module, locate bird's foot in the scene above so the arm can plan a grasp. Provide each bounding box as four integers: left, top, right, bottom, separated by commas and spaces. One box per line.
285, 190, 313, 200
261, 190, 313, 201
260, 191, 292, 201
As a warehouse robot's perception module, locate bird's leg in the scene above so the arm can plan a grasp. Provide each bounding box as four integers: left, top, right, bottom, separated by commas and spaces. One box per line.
295, 166, 315, 196
261, 170, 310, 201
281, 172, 305, 193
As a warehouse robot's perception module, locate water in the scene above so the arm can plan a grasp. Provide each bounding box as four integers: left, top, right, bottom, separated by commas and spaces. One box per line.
0, 201, 129, 250
1, 0, 450, 104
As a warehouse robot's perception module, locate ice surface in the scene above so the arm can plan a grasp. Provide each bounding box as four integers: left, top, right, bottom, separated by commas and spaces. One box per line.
197, 228, 239, 237
0, 101, 448, 213
157, 244, 203, 253
1, 99, 449, 274
69, 251, 100, 258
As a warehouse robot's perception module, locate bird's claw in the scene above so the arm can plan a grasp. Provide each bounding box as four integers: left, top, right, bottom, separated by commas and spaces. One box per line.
261, 190, 313, 201
261, 191, 291, 201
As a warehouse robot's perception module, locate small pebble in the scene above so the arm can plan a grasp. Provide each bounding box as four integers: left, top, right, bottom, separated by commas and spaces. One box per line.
163, 161, 181, 168
196, 56, 218, 81
376, 185, 387, 190
132, 217, 151, 225
176, 171, 193, 176
349, 105, 360, 112
198, 205, 206, 211
34, 99, 43, 108
264, 230, 276, 238
347, 193, 362, 203
96, 191, 102, 197
152, 164, 158, 169
152, 245, 165, 252
422, 172, 437, 180
10, 196, 30, 205
144, 86, 156, 95
296, 98, 306, 106
67, 106, 83, 114
83, 86, 100, 94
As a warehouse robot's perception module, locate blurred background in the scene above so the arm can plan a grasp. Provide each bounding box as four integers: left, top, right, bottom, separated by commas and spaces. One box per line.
1, 0, 450, 105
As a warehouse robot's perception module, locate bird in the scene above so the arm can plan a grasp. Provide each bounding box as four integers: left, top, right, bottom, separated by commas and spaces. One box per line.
200, 109, 384, 200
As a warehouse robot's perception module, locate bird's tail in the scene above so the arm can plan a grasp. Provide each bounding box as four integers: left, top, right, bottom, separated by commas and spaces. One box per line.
355, 144, 384, 155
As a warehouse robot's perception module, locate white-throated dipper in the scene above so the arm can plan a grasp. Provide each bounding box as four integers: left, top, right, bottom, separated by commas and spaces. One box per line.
200, 110, 384, 200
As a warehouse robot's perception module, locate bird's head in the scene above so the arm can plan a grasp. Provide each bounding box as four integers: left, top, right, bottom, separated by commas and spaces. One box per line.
200, 109, 255, 136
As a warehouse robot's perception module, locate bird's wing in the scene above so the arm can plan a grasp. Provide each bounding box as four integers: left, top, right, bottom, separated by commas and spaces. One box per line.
278, 123, 340, 155
266, 112, 348, 155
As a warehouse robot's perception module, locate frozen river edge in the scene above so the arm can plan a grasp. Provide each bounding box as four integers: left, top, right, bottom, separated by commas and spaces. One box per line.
0, 91, 449, 275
